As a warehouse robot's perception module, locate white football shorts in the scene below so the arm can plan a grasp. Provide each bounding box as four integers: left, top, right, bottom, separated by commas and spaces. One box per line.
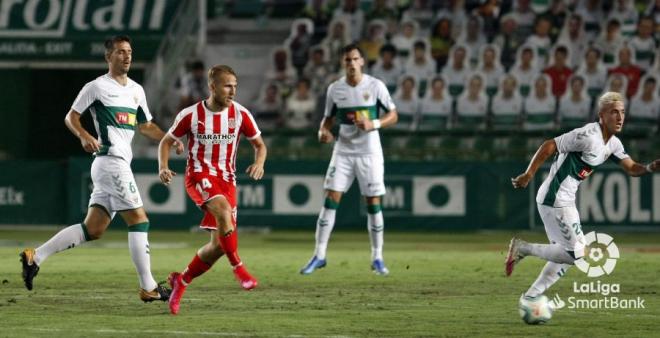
89, 155, 143, 218
323, 152, 386, 196
537, 204, 586, 258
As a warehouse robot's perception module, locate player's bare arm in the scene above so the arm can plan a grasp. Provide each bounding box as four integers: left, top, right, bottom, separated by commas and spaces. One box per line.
158, 133, 178, 185
140, 122, 184, 154
618, 158, 660, 177
245, 135, 267, 180
355, 109, 398, 131
318, 116, 335, 143
64, 109, 100, 153
511, 139, 558, 189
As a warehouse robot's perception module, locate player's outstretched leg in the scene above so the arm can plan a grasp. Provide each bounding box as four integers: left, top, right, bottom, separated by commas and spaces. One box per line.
19, 249, 39, 291
525, 262, 571, 297
20, 222, 92, 290
300, 199, 337, 275
219, 230, 258, 290
505, 237, 526, 276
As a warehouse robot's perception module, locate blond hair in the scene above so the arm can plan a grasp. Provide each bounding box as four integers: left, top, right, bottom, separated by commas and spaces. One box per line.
598, 91, 624, 111
208, 65, 237, 85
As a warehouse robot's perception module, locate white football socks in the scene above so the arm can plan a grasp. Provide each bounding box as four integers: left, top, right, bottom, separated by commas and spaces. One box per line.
313, 207, 336, 260
525, 262, 571, 297
128, 229, 158, 291
520, 242, 575, 264
34, 223, 89, 266
367, 211, 384, 261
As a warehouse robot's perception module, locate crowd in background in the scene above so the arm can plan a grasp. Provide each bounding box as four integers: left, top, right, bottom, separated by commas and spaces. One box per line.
247, 0, 660, 134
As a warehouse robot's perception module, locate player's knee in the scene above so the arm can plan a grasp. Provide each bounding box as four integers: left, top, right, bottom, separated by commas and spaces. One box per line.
86, 227, 105, 240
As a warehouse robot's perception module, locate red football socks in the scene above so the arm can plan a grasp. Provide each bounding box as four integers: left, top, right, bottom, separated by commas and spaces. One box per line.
218, 230, 241, 267
182, 254, 212, 284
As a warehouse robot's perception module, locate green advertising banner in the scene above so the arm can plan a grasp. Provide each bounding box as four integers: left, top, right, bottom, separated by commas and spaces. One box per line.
0, 160, 65, 224
0, 0, 179, 62
1, 158, 656, 229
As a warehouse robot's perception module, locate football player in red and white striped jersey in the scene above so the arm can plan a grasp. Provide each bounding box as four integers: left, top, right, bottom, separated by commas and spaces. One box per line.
159, 65, 267, 315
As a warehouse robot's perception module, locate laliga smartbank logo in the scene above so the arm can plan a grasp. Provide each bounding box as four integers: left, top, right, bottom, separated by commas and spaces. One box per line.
550, 232, 646, 311
575, 231, 619, 277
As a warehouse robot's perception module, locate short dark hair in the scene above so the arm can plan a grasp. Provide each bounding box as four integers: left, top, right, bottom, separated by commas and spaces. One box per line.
413, 40, 426, 50
644, 76, 657, 86
191, 60, 205, 71
104, 35, 131, 56
555, 45, 568, 56
341, 43, 364, 58
208, 64, 237, 84
379, 44, 397, 56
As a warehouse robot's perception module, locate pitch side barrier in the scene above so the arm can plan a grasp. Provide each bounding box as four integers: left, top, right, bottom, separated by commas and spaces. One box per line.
2, 158, 657, 230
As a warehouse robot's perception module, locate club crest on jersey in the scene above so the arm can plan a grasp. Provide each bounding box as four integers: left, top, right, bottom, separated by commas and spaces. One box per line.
133, 95, 139, 104
115, 112, 136, 126
363, 92, 370, 101
228, 118, 236, 129
578, 167, 594, 179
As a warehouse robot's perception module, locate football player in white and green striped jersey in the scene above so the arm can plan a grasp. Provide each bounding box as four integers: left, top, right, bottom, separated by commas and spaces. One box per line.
20, 35, 183, 303
300, 43, 398, 276
505, 91, 660, 299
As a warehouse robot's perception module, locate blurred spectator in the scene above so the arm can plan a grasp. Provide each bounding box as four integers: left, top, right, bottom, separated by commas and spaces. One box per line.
523, 74, 556, 131
608, 0, 639, 37
321, 18, 352, 72
525, 16, 552, 68
332, 0, 365, 41
574, 0, 605, 41
604, 73, 629, 96
429, 18, 455, 71
608, 45, 643, 98
442, 44, 472, 97
253, 83, 283, 130
475, 44, 505, 97
391, 19, 420, 61
403, 40, 436, 96
303, 46, 333, 94
301, 0, 332, 44
540, 0, 568, 42
392, 75, 420, 130
510, 0, 537, 42
593, 19, 624, 68
265, 47, 297, 98
371, 44, 403, 93
419, 76, 453, 130
435, 0, 468, 40
457, 15, 486, 67
645, 0, 660, 27
366, 0, 399, 36
401, 0, 435, 36
491, 74, 523, 130
455, 73, 488, 130
473, 0, 501, 41
628, 75, 659, 134
558, 75, 592, 130
493, 14, 523, 70
556, 14, 587, 69
510, 45, 539, 97
543, 45, 573, 98
629, 16, 658, 71
284, 78, 316, 129
178, 60, 208, 111
359, 20, 387, 66
286, 18, 314, 75
576, 47, 608, 99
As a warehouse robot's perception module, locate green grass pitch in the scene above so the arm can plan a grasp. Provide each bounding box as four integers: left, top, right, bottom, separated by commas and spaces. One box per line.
0, 229, 658, 337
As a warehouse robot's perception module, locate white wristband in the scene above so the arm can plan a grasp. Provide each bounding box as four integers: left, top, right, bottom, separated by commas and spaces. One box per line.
372, 119, 381, 129
645, 163, 653, 173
